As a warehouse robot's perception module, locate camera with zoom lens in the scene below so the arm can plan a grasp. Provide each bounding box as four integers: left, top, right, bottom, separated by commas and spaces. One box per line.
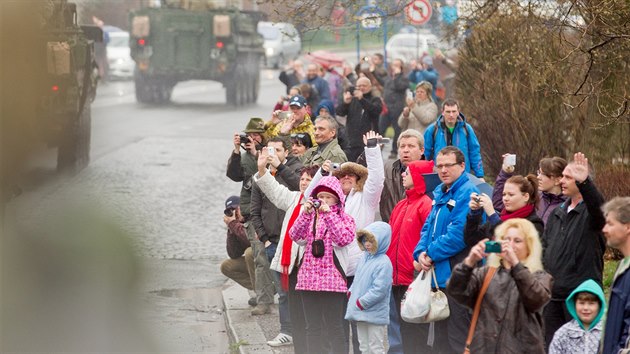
346, 86, 356, 94
239, 133, 251, 144
312, 199, 322, 209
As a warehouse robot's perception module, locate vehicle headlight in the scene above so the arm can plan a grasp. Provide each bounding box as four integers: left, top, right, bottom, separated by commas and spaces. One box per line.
265, 47, 274, 56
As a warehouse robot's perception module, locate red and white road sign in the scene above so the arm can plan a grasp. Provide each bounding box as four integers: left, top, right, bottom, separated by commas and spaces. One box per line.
405, 0, 432, 26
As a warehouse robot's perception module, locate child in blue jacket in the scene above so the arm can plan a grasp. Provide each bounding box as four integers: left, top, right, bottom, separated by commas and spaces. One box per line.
345, 221, 393, 353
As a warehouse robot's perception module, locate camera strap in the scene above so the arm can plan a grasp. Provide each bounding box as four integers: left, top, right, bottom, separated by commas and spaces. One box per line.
464, 266, 497, 354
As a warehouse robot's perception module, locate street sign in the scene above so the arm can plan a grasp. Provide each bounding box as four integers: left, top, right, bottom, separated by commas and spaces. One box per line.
356, 6, 384, 30
405, 0, 432, 26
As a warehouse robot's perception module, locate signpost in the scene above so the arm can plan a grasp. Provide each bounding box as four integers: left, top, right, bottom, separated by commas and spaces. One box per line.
405, 0, 433, 60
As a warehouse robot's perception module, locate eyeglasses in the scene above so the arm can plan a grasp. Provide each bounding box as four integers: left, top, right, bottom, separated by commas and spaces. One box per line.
435, 162, 460, 170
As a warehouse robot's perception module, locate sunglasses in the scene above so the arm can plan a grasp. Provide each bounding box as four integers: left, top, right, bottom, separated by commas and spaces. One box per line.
290, 133, 307, 139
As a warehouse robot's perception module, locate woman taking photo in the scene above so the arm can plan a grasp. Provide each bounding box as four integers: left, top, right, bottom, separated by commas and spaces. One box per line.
397, 81, 438, 135
464, 174, 544, 247
447, 218, 552, 354
492, 155, 567, 225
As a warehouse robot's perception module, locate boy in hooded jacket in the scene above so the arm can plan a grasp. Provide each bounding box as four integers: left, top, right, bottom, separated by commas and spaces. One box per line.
549, 279, 606, 354
345, 221, 393, 354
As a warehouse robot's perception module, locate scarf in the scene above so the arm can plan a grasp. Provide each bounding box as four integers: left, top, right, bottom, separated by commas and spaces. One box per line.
281, 194, 303, 291
500, 203, 535, 221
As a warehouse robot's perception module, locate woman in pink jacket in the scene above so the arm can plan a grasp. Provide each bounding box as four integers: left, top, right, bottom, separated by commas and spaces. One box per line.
289, 175, 356, 354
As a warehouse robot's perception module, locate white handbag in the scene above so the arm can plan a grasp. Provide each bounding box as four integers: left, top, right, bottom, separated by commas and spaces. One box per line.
400, 269, 431, 323
418, 266, 450, 323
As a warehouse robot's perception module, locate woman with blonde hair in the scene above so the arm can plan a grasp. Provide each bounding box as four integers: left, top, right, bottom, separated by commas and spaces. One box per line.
447, 218, 552, 354
397, 81, 438, 135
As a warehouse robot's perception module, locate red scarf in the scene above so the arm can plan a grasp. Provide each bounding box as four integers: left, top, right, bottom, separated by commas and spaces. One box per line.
281, 194, 303, 291
500, 203, 535, 221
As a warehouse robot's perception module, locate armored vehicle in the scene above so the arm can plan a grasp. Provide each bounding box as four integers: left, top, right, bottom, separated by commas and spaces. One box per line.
1, 0, 99, 202
129, 1, 265, 106
44, 1, 101, 172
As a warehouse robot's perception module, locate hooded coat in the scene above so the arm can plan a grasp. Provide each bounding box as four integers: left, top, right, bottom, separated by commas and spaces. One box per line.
289, 176, 356, 292
423, 113, 484, 178
549, 279, 605, 354
387, 160, 434, 286
345, 221, 393, 326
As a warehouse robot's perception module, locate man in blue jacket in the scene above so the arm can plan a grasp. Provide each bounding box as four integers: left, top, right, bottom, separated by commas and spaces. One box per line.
413, 146, 479, 353
424, 99, 484, 178
601, 196, 630, 354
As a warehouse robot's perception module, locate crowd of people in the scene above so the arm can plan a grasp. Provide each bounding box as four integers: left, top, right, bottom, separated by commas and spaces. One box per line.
219, 52, 630, 354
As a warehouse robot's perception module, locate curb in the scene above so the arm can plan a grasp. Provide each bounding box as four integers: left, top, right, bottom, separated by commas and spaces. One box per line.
222, 280, 274, 354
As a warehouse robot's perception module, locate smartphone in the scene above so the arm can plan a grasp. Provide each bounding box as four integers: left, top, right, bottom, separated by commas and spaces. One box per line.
503, 154, 516, 166
485, 241, 502, 253
377, 137, 391, 144
267, 147, 275, 156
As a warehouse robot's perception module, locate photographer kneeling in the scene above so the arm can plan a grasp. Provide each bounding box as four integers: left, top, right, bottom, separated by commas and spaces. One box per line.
446, 218, 552, 354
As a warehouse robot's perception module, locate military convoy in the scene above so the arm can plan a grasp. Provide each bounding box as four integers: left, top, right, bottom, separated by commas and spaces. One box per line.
129, 1, 265, 106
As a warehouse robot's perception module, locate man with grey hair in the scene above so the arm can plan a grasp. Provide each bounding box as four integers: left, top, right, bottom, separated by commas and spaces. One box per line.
379, 129, 425, 223
602, 196, 630, 354
301, 115, 347, 166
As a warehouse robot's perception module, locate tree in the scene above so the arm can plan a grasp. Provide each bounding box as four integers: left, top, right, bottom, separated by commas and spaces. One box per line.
454, 0, 629, 179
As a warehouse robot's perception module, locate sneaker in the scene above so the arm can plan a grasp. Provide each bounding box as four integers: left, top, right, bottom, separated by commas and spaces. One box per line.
248, 297, 257, 307
250, 303, 270, 315
267, 333, 293, 347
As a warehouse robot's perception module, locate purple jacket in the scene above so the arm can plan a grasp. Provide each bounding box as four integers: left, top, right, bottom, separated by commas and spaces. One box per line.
289, 176, 356, 292
491, 169, 566, 224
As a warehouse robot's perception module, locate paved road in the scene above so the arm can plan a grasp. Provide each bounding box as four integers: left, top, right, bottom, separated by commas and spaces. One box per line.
7, 68, 288, 352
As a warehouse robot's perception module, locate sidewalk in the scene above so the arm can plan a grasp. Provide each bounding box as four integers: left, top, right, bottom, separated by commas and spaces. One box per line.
222, 280, 293, 354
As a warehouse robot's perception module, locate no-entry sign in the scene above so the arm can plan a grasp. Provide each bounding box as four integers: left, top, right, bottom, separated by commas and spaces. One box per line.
405, 0, 432, 26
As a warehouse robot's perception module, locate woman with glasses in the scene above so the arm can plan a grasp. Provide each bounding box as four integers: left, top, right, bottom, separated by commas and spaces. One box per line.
492, 155, 567, 225
398, 81, 438, 135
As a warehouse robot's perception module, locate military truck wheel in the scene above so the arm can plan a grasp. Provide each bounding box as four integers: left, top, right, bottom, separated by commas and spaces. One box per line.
135, 73, 153, 103
57, 105, 91, 173
152, 83, 172, 104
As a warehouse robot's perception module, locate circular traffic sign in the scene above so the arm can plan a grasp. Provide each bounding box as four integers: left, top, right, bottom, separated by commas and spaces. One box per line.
405, 0, 432, 26
356, 6, 385, 30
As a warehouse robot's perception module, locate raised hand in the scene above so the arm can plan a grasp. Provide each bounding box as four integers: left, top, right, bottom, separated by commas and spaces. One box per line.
569, 152, 589, 183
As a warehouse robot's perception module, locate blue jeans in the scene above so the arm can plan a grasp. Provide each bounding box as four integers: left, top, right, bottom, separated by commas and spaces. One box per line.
266, 242, 292, 336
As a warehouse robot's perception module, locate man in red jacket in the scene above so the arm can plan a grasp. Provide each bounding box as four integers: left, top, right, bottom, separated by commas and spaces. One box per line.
386, 160, 434, 354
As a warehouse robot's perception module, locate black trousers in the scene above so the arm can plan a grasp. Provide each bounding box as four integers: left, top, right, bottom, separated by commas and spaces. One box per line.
301, 290, 347, 354
288, 268, 307, 353
543, 299, 571, 350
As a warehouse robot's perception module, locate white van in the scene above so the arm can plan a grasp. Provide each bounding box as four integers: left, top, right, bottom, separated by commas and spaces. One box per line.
257, 22, 301, 69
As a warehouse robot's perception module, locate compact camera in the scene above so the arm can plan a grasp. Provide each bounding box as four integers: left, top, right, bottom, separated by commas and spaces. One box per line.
331, 163, 341, 170
267, 146, 275, 156
224, 208, 235, 217
346, 86, 356, 94
312, 199, 322, 209
485, 241, 502, 253
239, 133, 251, 144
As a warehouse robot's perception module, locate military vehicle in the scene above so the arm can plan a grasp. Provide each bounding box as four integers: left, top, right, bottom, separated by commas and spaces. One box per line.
44, 0, 101, 172
128, 1, 265, 106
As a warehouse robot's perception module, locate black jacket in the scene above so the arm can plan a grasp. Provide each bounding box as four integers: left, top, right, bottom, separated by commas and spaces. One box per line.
541, 178, 606, 299
383, 73, 409, 118
336, 93, 382, 148
250, 156, 303, 244
379, 159, 406, 223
